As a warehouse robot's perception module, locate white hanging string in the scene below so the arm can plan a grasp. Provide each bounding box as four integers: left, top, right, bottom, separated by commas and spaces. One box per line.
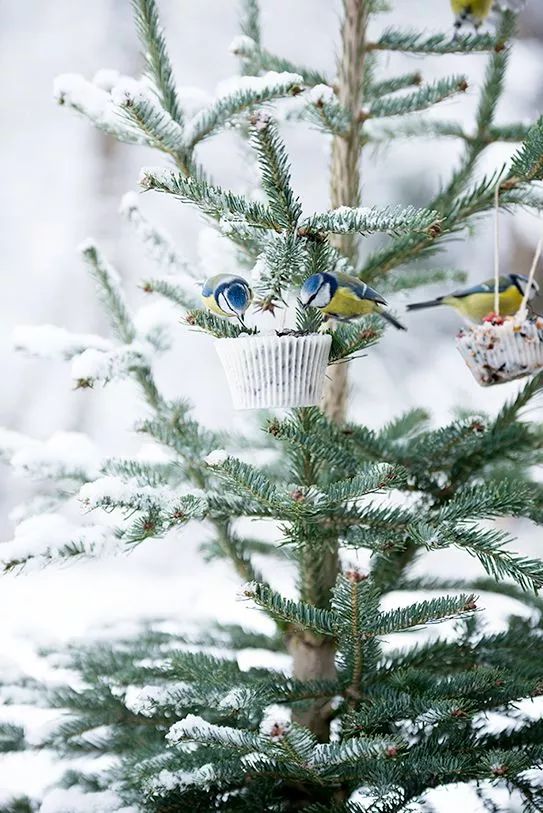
493, 184, 501, 315
518, 229, 543, 320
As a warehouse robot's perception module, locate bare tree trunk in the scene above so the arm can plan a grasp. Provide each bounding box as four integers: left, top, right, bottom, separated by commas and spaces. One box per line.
324, 0, 368, 419
290, 0, 368, 741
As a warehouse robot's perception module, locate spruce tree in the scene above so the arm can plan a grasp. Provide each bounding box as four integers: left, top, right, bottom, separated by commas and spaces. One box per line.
2, 1, 543, 811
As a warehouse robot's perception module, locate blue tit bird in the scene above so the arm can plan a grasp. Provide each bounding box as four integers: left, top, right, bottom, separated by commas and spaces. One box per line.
299, 271, 406, 330
451, 0, 493, 32
201, 274, 253, 324
407, 273, 540, 324
451, 0, 526, 33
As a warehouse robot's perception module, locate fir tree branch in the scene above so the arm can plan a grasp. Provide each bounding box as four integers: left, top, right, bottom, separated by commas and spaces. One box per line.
328, 316, 382, 364
369, 29, 505, 55
245, 583, 337, 635
367, 71, 422, 98
510, 117, 543, 182
231, 34, 327, 86
113, 81, 188, 161
250, 114, 302, 230
323, 464, 407, 504
304, 94, 352, 138
304, 205, 441, 236
370, 593, 477, 636
139, 167, 278, 230
412, 523, 543, 593
0, 723, 26, 752
367, 76, 467, 119
240, 0, 261, 45
120, 192, 194, 279
79, 242, 136, 344
142, 277, 199, 311
184, 76, 304, 147
185, 309, 258, 339
255, 233, 307, 306
132, 0, 184, 124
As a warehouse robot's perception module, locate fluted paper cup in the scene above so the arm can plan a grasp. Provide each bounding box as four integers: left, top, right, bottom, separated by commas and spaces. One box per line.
456, 317, 543, 387
215, 333, 332, 409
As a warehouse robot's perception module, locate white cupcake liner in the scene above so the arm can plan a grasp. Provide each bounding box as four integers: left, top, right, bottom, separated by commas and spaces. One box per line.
215, 333, 332, 409
456, 316, 543, 387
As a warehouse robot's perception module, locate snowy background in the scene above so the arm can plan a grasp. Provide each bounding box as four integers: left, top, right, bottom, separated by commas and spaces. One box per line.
1, 0, 542, 807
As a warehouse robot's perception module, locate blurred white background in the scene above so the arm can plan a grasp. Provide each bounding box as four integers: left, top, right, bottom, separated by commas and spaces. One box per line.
1, 0, 542, 806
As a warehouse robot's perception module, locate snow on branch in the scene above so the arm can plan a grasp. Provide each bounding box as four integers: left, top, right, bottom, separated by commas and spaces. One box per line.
0, 428, 37, 463
303, 204, 441, 237
166, 714, 264, 751
0, 513, 118, 573
229, 35, 327, 87
53, 73, 141, 143
112, 78, 185, 155
12, 324, 113, 360
183, 71, 304, 147
146, 765, 216, 797
78, 475, 201, 516
304, 85, 351, 137
71, 343, 152, 388
10, 431, 101, 482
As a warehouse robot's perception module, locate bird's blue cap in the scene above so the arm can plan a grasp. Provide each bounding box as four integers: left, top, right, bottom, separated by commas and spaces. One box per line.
300, 273, 336, 306
225, 281, 250, 312
301, 274, 324, 297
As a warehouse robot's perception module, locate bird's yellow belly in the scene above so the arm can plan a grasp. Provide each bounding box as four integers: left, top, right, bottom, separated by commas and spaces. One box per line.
322, 288, 378, 319
202, 293, 234, 317
444, 287, 523, 323
450, 0, 493, 21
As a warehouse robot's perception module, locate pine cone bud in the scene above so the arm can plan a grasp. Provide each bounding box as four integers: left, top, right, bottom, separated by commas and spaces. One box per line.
345, 569, 367, 583
268, 419, 281, 437
385, 745, 398, 758
291, 488, 305, 503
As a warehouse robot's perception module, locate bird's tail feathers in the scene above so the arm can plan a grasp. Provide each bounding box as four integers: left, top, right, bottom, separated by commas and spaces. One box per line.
406, 298, 443, 312
381, 310, 407, 331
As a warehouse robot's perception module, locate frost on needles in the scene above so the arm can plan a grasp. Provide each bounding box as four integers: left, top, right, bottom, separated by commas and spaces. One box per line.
1, 1, 543, 812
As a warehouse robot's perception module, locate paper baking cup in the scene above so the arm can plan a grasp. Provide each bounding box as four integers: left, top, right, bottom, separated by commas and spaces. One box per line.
215, 334, 332, 409
456, 318, 543, 387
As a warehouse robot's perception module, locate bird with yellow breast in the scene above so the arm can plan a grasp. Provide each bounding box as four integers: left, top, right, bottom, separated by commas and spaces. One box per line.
201, 274, 253, 325
451, 0, 493, 32
407, 273, 539, 323
299, 271, 406, 330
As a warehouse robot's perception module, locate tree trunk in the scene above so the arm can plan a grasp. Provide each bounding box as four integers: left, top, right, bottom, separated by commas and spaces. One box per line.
290, 0, 368, 741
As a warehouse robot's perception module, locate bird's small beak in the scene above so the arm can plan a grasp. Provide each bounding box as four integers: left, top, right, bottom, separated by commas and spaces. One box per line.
195, 280, 204, 289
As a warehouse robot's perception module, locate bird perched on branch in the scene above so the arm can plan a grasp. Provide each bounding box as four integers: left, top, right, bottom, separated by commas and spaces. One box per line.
451, 0, 493, 32
299, 271, 406, 330
451, 0, 526, 32
201, 274, 253, 324
407, 273, 539, 323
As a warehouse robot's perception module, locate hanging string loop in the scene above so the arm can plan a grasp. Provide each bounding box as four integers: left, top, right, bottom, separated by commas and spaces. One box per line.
494, 184, 501, 316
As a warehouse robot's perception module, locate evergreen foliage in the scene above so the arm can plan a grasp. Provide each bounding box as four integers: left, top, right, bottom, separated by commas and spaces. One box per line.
1, 1, 543, 811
